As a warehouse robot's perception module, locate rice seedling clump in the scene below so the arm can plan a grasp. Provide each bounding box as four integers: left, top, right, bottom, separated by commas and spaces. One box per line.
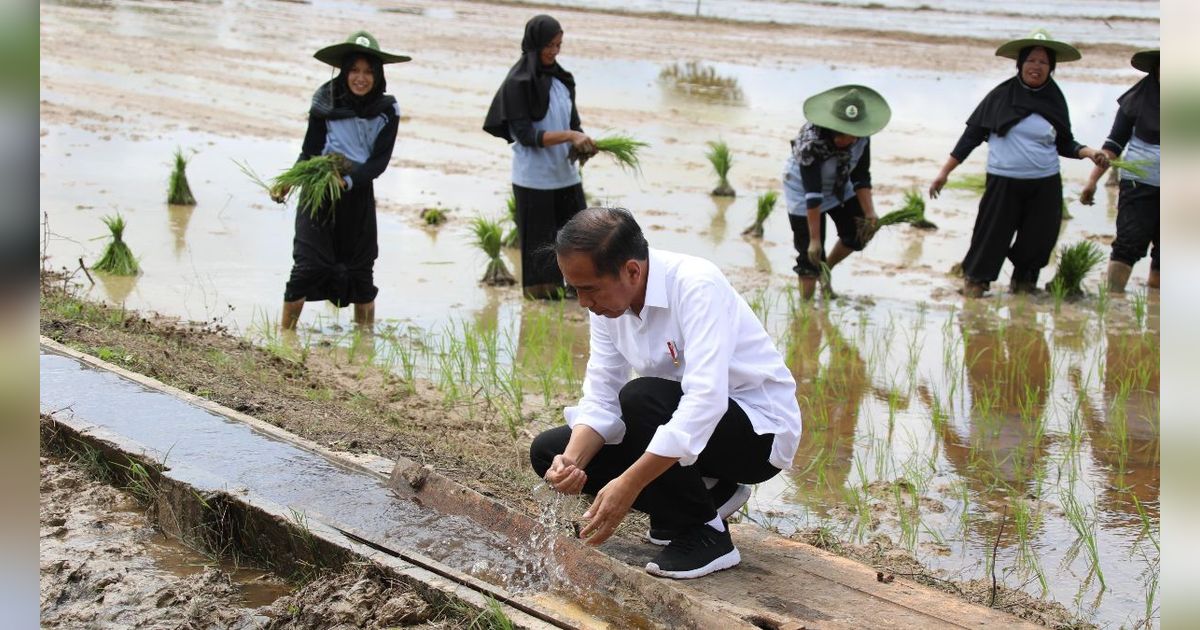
706, 139, 735, 197
590, 134, 649, 174
167, 148, 196, 206
1046, 241, 1105, 298
742, 190, 779, 238
92, 214, 139, 276
421, 206, 448, 226
856, 189, 936, 243
658, 61, 743, 101
470, 217, 516, 286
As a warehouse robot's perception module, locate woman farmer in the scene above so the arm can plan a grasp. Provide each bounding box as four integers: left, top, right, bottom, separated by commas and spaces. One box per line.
781, 85, 890, 300
483, 14, 596, 300
1079, 49, 1159, 292
929, 29, 1108, 298
276, 31, 409, 330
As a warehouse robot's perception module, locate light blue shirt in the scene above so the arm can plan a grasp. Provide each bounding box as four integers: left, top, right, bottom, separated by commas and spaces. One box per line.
323, 101, 401, 190
986, 113, 1060, 179
781, 138, 867, 217
1120, 133, 1160, 187
510, 78, 581, 190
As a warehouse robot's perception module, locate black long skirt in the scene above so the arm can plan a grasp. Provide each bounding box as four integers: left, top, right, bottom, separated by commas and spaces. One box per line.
962, 173, 1062, 285
283, 183, 379, 307
512, 182, 586, 288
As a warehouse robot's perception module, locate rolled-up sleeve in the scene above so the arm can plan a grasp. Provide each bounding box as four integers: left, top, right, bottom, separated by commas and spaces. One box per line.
646, 276, 737, 466
563, 315, 630, 444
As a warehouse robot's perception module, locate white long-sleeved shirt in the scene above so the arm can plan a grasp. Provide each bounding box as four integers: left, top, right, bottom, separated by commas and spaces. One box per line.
563, 249, 802, 470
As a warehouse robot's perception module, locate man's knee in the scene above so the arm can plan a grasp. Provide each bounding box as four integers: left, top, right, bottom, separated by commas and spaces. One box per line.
618, 377, 677, 416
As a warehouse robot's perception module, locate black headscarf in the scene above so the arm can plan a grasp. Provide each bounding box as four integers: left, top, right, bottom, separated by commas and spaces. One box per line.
791, 123, 853, 194
310, 53, 397, 121
482, 15, 576, 142
1117, 71, 1159, 145
965, 46, 1073, 138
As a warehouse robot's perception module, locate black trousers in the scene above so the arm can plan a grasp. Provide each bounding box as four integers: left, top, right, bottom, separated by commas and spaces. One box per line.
786, 197, 867, 278
1111, 180, 1160, 270
512, 182, 586, 288
529, 377, 780, 530
962, 173, 1062, 285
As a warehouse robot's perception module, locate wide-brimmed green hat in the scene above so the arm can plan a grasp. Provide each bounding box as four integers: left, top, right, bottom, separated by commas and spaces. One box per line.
314, 30, 411, 67
802, 85, 891, 137
1131, 49, 1159, 73
995, 28, 1081, 63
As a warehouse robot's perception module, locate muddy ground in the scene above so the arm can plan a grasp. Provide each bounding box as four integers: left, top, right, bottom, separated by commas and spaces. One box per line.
39, 278, 1091, 629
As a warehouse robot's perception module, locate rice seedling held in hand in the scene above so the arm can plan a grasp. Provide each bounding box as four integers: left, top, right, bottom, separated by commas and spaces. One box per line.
502, 192, 519, 248
742, 190, 779, 238
1109, 157, 1154, 179
237, 154, 351, 221
471, 216, 516, 286
944, 172, 987, 195
706, 139, 735, 197
92, 214, 140, 276
856, 189, 936, 243
588, 134, 649, 174
1045, 241, 1105, 298
167, 147, 196, 206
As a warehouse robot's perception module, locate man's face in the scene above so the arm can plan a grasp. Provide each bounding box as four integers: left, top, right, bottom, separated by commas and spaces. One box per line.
557, 251, 640, 318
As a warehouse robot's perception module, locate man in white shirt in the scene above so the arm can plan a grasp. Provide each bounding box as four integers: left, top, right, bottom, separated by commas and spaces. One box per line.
530, 207, 802, 579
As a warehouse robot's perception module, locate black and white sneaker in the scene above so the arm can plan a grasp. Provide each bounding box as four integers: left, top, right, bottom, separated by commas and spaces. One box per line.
645, 522, 740, 579
646, 481, 751, 545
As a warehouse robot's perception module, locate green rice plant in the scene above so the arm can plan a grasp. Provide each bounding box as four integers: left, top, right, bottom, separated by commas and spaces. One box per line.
857, 188, 937, 243
470, 217, 516, 286
92, 214, 140, 276
741, 190, 778, 238
658, 61, 743, 101
421, 206, 448, 226
167, 147, 196, 205
502, 192, 519, 248
241, 153, 351, 220
944, 172, 987, 195
705, 139, 735, 197
1131, 289, 1148, 328
1109, 157, 1154, 179
1045, 241, 1105, 298
591, 134, 649, 174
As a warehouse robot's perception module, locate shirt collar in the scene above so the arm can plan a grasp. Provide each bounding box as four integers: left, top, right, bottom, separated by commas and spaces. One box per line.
643, 248, 668, 311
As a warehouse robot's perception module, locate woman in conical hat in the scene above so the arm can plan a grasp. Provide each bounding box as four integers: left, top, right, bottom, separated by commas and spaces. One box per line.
781, 84, 890, 301
483, 15, 596, 300
929, 28, 1109, 298
1079, 49, 1160, 293
275, 31, 410, 330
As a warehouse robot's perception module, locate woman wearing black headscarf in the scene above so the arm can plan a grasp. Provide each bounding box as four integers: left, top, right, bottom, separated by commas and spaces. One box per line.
1079, 49, 1160, 293
275, 31, 410, 330
484, 15, 595, 299
929, 29, 1108, 298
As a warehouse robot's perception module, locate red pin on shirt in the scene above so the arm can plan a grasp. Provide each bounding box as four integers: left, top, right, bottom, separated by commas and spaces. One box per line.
666, 341, 680, 367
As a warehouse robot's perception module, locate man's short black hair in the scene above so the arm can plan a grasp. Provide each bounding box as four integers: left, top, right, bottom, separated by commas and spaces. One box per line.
552, 207, 649, 277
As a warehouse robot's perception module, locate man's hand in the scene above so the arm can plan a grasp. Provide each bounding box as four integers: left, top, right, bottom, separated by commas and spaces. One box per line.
578, 476, 638, 546
544, 454, 587, 495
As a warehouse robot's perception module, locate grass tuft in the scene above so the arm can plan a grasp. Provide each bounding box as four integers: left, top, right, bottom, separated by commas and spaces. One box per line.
92, 214, 140, 276
167, 147, 196, 205
471, 217, 516, 286
706, 139, 735, 196
1045, 241, 1105, 298
742, 190, 778, 238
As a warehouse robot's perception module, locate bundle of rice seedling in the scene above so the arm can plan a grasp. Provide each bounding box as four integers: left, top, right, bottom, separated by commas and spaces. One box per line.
658, 61, 743, 101
1109, 157, 1153, 179
856, 189, 936, 243
1045, 240, 1105, 298
502, 193, 519, 248
742, 190, 778, 238
944, 173, 987, 195
236, 154, 350, 220
592, 134, 649, 174
421, 206, 448, 226
91, 214, 139, 276
167, 148, 196, 206
706, 139, 735, 197
471, 217, 516, 286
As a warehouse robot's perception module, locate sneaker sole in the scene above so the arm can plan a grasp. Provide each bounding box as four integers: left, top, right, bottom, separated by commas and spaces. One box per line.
646, 483, 752, 546
644, 547, 741, 579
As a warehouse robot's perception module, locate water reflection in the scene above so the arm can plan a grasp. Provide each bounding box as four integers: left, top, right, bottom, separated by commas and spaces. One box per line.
166, 203, 194, 257
784, 309, 866, 510
749, 239, 772, 274
94, 271, 137, 305
706, 196, 733, 245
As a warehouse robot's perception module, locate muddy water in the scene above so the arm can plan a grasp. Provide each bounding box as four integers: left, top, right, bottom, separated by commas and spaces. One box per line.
39, 1, 1158, 626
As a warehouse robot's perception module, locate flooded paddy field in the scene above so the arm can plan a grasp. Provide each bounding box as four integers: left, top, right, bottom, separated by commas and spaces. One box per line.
40, 0, 1158, 627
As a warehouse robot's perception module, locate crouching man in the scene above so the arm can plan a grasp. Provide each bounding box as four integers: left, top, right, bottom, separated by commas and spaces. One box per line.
530, 207, 802, 579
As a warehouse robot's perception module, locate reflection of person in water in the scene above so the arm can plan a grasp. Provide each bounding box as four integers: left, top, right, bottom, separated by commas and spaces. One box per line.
938, 315, 1052, 499
785, 309, 867, 508
1071, 331, 1159, 524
